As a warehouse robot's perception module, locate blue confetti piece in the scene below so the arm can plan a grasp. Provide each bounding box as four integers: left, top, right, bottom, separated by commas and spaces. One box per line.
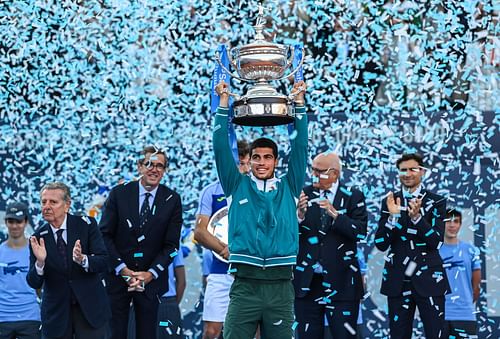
340, 187, 352, 196
308, 236, 319, 244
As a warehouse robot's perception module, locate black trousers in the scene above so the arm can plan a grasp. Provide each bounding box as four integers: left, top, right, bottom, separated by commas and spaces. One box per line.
0, 320, 41, 339
295, 274, 359, 339
443, 320, 477, 339
42, 304, 106, 339
128, 296, 183, 339
109, 289, 159, 339
387, 281, 445, 339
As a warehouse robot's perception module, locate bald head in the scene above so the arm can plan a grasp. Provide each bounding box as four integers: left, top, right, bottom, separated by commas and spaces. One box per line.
311, 152, 342, 190
313, 152, 342, 174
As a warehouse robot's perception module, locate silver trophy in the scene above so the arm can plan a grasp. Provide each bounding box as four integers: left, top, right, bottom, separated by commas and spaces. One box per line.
216, 6, 305, 126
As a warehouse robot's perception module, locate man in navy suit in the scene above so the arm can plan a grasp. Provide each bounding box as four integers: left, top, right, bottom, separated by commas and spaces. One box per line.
27, 182, 110, 339
100, 146, 182, 339
375, 153, 449, 338
293, 152, 367, 339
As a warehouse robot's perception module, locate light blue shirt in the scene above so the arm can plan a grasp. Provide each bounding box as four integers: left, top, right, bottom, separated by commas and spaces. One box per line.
196, 181, 224, 216
0, 242, 40, 322
162, 252, 184, 298
440, 241, 481, 321
115, 182, 160, 277
138, 182, 158, 213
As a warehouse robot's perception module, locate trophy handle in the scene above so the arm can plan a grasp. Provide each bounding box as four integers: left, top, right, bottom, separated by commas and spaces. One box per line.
275, 47, 305, 81
228, 47, 240, 72
215, 52, 247, 82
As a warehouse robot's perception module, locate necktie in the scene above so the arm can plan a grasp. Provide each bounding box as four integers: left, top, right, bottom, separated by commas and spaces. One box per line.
56, 229, 67, 269
320, 190, 330, 229
139, 192, 152, 228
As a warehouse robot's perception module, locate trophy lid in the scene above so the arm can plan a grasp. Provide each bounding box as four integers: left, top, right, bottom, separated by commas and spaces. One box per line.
237, 5, 288, 55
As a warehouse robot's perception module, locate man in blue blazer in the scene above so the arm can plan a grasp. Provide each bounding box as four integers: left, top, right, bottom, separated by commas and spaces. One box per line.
99, 146, 183, 339
375, 153, 449, 338
27, 182, 110, 339
293, 152, 368, 339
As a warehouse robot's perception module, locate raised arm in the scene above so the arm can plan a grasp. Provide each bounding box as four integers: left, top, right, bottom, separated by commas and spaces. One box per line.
212, 81, 241, 197
374, 193, 401, 252
285, 80, 308, 198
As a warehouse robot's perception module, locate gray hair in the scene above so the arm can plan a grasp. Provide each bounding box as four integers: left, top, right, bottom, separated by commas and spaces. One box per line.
40, 182, 71, 202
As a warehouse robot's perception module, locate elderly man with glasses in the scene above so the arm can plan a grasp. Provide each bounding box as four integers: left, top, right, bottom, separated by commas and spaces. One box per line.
293, 152, 368, 339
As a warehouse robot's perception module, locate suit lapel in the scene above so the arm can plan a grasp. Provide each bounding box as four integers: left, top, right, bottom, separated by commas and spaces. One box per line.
128, 181, 140, 229
332, 185, 344, 211
66, 214, 77, 272
142, 185, 166, 236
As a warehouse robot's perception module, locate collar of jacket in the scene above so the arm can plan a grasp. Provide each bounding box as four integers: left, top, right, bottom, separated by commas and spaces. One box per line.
249, 172, 280, 192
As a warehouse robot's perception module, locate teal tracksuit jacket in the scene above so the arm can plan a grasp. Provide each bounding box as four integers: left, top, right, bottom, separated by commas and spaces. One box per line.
212, 106, 308, 270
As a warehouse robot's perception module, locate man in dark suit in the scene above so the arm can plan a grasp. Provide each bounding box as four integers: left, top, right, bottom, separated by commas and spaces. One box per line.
375, 153, 449, 338
27, 181, 110, 339
293, 152, 368, 339
100, 146, 182, 339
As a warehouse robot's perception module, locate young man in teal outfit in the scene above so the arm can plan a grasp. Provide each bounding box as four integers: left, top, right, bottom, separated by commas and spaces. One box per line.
213, 80, 307, 339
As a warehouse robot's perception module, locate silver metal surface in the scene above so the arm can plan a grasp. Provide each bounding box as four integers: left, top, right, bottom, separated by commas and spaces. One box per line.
214, 5, 305, 126
207, 207, 229, 263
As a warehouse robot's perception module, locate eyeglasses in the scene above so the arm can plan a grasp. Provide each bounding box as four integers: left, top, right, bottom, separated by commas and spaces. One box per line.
141, 162, 166, 171
311, 167, 339, 175
399, 167, 421, 174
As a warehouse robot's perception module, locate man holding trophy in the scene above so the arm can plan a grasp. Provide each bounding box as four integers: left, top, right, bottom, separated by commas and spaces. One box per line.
212, 78, 307, 339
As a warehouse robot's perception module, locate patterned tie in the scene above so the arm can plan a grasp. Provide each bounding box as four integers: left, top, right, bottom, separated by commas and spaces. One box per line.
56, 229, 67, 269
139, 192, 152, 228
320, 190, 330, 230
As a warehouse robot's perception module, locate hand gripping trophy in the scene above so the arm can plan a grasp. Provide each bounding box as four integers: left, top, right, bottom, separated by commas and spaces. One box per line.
215, 5, 305, 126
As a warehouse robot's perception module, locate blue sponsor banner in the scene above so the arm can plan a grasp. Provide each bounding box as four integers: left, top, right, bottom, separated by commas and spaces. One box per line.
288, 44, 304, 136
211, 44, 239, 163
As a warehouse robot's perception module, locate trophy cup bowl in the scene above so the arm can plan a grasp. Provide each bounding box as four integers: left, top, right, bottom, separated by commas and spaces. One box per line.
234, 42, 290, 81
215, 6, 305, 127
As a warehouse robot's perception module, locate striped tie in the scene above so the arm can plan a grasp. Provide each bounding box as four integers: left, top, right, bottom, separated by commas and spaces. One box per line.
139, 192, 151, 228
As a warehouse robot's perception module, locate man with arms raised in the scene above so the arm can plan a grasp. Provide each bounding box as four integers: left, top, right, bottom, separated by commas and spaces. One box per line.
213, 79, 307, 339
193, 140, 250, 339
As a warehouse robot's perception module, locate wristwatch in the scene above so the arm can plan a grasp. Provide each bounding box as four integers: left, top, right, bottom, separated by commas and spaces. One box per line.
80, 255, 88, 267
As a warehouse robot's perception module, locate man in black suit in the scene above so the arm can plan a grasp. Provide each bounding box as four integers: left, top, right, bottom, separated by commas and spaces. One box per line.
27, 182, 110, 339
293, 152, 367, 339
100, 146, 182, 339
375, 153, 449, 338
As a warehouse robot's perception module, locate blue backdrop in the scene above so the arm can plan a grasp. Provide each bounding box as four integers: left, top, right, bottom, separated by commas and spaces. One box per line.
0, 1, 498, 338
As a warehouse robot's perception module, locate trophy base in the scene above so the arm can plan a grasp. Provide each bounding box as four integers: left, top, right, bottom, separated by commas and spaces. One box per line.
232, 95, 295, 127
